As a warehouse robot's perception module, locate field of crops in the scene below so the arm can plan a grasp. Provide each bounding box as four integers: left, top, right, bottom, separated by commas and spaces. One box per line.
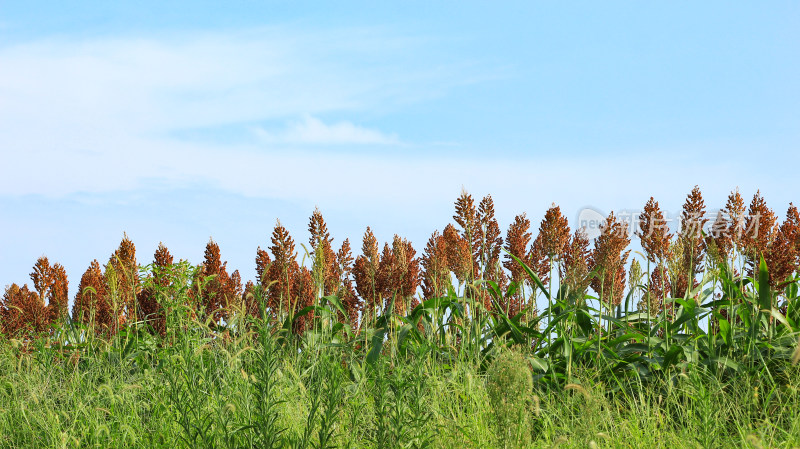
2, 188, 800, 448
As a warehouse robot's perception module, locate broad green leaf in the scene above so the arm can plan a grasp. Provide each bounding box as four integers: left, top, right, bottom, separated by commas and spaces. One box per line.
758, 255, 773, 313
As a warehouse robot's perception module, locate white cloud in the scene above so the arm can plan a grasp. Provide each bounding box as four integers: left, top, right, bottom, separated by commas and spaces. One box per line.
253, 115, 398, 145
0, 26, 461, 197
0, 26, 792, 225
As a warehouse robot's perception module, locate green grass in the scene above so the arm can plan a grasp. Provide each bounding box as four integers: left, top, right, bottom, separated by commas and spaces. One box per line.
1, 318, 799, 448
2, 246, 800, 448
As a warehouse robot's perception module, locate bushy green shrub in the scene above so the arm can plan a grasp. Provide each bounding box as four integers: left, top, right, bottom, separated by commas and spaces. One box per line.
486, 348, 533, 448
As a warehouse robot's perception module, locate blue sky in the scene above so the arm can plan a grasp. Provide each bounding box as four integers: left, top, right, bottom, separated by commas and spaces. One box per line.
1, 1, 799, 295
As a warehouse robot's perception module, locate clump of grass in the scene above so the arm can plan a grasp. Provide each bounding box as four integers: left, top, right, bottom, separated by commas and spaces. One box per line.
486, 348, 533, 448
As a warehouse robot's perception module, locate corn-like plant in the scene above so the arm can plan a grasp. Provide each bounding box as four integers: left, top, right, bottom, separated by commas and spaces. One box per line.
72, 259, 114, 335
137, 243, 174, 336
192, 238, 243, 326
354, 227, 381, 323
588, 212, 631, 310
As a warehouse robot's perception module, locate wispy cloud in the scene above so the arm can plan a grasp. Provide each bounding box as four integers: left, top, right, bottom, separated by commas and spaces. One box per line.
0, 25, 793, 220
0, 26, 468, 197
252, 115, 398, 145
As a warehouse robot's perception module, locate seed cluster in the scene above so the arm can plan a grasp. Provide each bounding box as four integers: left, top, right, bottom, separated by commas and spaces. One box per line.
2, 187, 799, 339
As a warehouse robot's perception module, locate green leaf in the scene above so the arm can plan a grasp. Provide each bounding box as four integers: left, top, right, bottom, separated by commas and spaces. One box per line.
758, 255, 773, 313
505, 250, 550, 301
366, 328, 386, 365
662, 345, 684, 370
786, 281, 799, 301
321, 294, 347, 319
716, 315, 731, 346
707, 356, 741, 373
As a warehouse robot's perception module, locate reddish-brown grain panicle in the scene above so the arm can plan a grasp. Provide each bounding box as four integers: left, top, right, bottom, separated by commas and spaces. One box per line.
726, 188, 747, 250
255, 247, 272, 287
375, 236, 421, 314
266, 221, 298, 319
48, 263, 69, 322
679, 186, 708, 275
154, 243, 174, 269
335, 239, 362, 325
30, 257, 54, 306
707, 210, 731, 262
230, 269, 243, 309
637, 197, 672, 263
561, 228, 592, 300
29, 256, 69, 323
476, 195, 504, 283
453, 189, 478, 249
743, 191, 778, 274
291, 265, 315, 333
309, 208, 338, 296
195, 239, 241, 323
108, 234, 139, 322
498, 214, 533, 316
538, 204, 571, 261
336, 239, 354, 279
1, 283, 49, 337
353, 227, 381, 314
504, 213, 532, 284
138, 243, 174, 336
443, 223, 474, 284
421, 230, 451, 300
786, 203, 800, 257
527, 233, 551, 287
197, 239, 223, 319
72, 260, 111, 333
589, 212, 631, 307
765, 204, 800, 288
377, 242, 396, 312
397, 236, 420, 302
242, 280, 258, 318
641, 268, 670, 315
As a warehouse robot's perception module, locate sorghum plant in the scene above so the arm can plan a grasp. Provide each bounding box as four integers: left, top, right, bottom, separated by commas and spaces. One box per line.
453, 189, 478, 282
377, 236, 420, 315
673, 186, 708, 298
266, 221, 298, 321
589, 212, 631, 309
725, 188, 748, 257
502, 214, 532, 316
192, 239, 242, 324
560, 228, 591, 305
72, 259, 113, 334
30, 256, 69, 324
353, 227, 381, 318
538, 204, 571, 264
291, 265, 315, 333
308, 208, 338, 298
742, 191, 778, 277
527, 234, 550, 289
1, 283, 49, 338
475, 195, 506, 295
637, 197, 672, 314
420, 230, 451, 300
765, 203, 799, 289
443, 223, 473, 288
334, 239, 361, 325
107, 234, 139, 323
707, 210, 732, 265
137, 243, 174, 336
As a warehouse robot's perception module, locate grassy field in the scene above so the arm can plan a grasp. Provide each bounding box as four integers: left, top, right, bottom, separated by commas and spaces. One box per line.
2, 188, 800, 448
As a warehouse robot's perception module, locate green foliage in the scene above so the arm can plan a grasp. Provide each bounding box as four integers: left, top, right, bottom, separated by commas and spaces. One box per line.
2, 244, 800, 448
486, 348, 533, 448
